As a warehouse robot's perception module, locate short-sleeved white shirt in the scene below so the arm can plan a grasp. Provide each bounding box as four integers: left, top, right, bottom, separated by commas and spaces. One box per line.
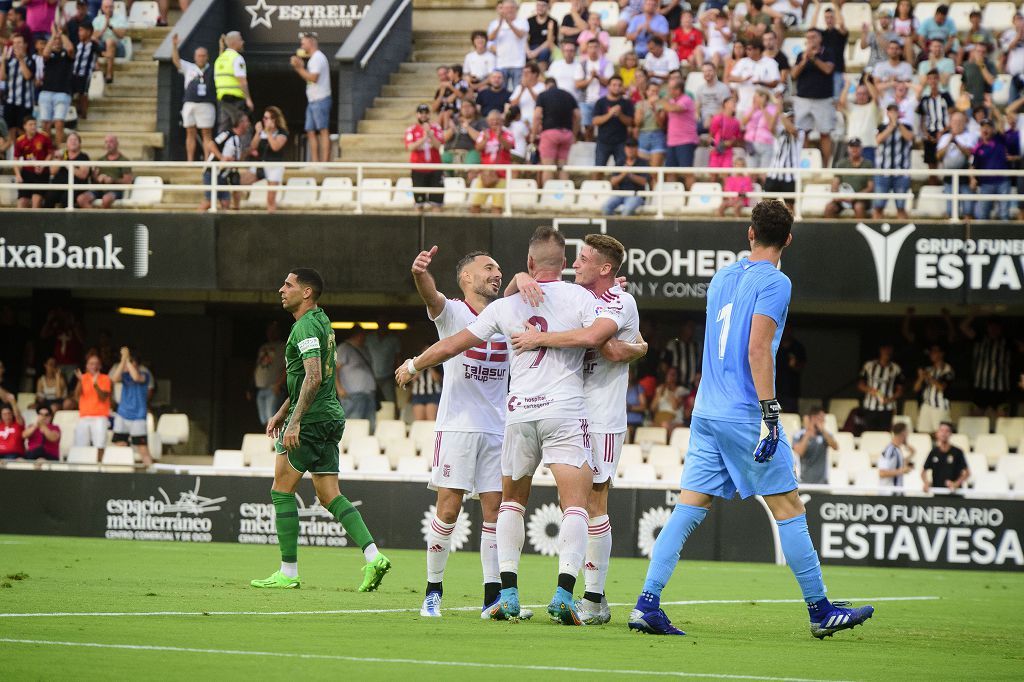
305, 49, 331, 102
488, 18, 529, 69
574, 57, 615, 104
582, 286, 640, 434
464, 50, 497, 82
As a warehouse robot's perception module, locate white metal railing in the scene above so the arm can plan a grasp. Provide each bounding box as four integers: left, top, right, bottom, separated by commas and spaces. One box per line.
1, 159, 1022, 221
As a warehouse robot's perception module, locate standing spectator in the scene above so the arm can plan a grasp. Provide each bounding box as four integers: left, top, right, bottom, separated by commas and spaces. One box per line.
634, 81, 666, 167
291, 32, 331, 163
577, 11, 610, 53
505, 105, 530, 162
40, 308, 85, 384
792, 29, 836, 166
214, 31, 253, 134
487, 0, 529, 90
533, 77, 580, 185
365, 320, 402, 405
873, 40, 914, 105
469, 109, 514, 214
92, 0, 127, 84
475, 70, 511, 116
25, 0, 58, 38
38, 29, 75, 146
857, 342, 903, 432
708, 95, 742, 168
464, 30, 496, 91
958, 10, 994, 67
878, 423, 914, 493
671, 10, 703, 69
336, 329, 379, 430
959, 315, 1015, 417
2, 34, 35, 141
718, 156, 753, 217
728, 39, 779, 119
918, 4, 957, 55
764, 107, 803, 205
248, 107, 288, 212
405, 103, 445, 210
7, 6, 32, 45
198, 115, 248, 212
698, 8, 732, 69
662, 77, 698, 186
592, 74, 633, 166
252, 321, 285, 426
652, 367, 688, 430
862, 8, 898, 74
526, 0, 558, 69
922, 421, 969, 494
641, 36, 679, 85
936, 110, 978, 218
914, 344, 954, 434
625, 370, 648, 443
171, 34, 215, 163
793, 406, 838, 485
838, 79, 880, 163
627, 0, 670, 59
73, 353, 111, 461
811, 2, 847, 99
575, 38, 614, 139
410, 352, 442, 421
14, 117, 54, 209
70, 23, 99, 119
762, 30, 789, 94
603, 137, 649, 215
93, 134, 132, 209
65, 1, 90, 44
736, 0, 775, 47
824, 138, 874, 219
742, 88, 778, 175
22, 405, 60, 461
962, 43, 996, 108
872, 104, 913, 219
917, 39, 956, 95
695, 61, 731, 130
110, 346, 154, 467
547, 38, 580, 97
0, 361, 16, 405
509, 61, 541, 125
917, 70, 954, 171
562, 0, 591, 43
775, 328, 806, 413
999, 14, 1024, 103
0, 404, 25, 459
662, 319, 701, 389
0, 118, 9, 159
35, 357, 68, 408
891, 0, 917, 61
969, 118, 1011, 221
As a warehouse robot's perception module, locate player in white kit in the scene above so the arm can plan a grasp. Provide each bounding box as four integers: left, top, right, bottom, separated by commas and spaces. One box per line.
410, 246, 527, 619
396, 227, 622, 625
510, 234, 646, 625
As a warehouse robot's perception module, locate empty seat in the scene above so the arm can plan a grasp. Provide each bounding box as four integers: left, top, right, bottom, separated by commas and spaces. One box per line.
120, 177, 166, 208
828, 466, 850, 486
892, 414, 914, 432
358, 454, 391, 473
853, 469, 880, 489
823, 413, 839, 435
799, 148, 823, 175
279, 177, 319, 207
566, 142, 596, 168
516, 1, 536, 19
981, 2, 1016, 32
649, 445, 682, 479
88, 70, 106, 100
633, 426, 668, 446
841, 2, 872, 29
681, 182, 723, 214
781, 37, 804, 64
858, 431, 892, 465
241, 432, 273, 465
995, 418, 1024, 451
621, 463, 658, 482
248, 450, 277, 470
915, 185, 947, 218
358, 178, 393, 208
846, 41, 869, 69
550, 1, 571, 22
16, 392, 36, 411
949, 433, 971, 454
912, 2, 938, 24
828, 398, 860, 427
213, 449, 245, 469
965, 452, 989, 485
668, 426, 690, 454
443, 176, 467, 205
348, 436, 381, 461
374, 419, 407, 444
508, 178, 538, 209
577, 180, 612, 207
384, 439, 416, 467
156, 414, 189, 446
127, 0, 159, 26
409, 420, 437, 453
376, 401, 396, 423
392, 177, 416, 208
833, 431, 856, 455
619, 444, 644, 470
396, 455, 429, 474
957, 416, 990, 445
339, 454, 356, 473
606, 36, 630, 63
975, 434, 1010, 467
683, 70, 703, 98
318, 177, 354, 207
102, 445, 136, 466
644, 181, 686, 215
341, 419, 371, 450
837, 450, 871, 475
539, 179, 576, 210
907, 433, 933, 464
799, 183, 831, 217
995, 454, 1024, 482
66, 446, 99, 464
992, 74, 1013, 107
590, 0, 619, 27
780, 413, 801, 438
970, 472, 1010, 495
947, 73, 962, 100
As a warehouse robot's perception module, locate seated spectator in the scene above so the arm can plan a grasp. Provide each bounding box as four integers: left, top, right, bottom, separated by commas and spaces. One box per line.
563, 0, 591, 42
0, 404, 25, 459
958, 10, 994, 67
695, 61, 731, 130
547, 38, 581, 97
936, 111, 978, 218
532, 77, 580, 185
652, 366, 687, 430
764, 107, 803, 205
442, 100, 485, 174
722, 40, 746, 85
488, 0, 529, 90
475, 71, 512, 116
634, 81, 667, 166
92, 0, 127, 84
792, 29, 837, 167
70, 23, 100, 119
627, 0, 670, 59
93, 134, 133, 209
15, 117, 54, 209
663, 76, 698, 186
698, 8, 732, 69
22, 405, 60, 461
922, 421, 968, 494
718, 155, 753, 217
742, 88, 778, 175
577, 11, 610, 53
527, 0, 559, 69
432, 66, 463, 128
618, 51, 639, 90
405, 104, 445, 211
505, 105, 530, 162
839, 78, 880, 163
892, 0, 918, 61
641, 36, 679, 85
74, 354, 111, 461
671, 10, 703, 69
616, 0, 644, 37
35, 357, 68, 408
592, 74, 634, 166
509, 61, 542, 126
914, 344, 954, 434
464, 30, 496, 91
708, 95, 742, 168
248, 107, 288, 213
198, 116, 248, 212
171, 34, 216, 163
38, 29, 75, 146
576, 38, 615, 140
878, 423, 914, 494
962, 43, 996, 109
603, 137, 649, 216
825, 138, 874, 219
1000, 14, 1024, 104
470, 110, 514, 214
917, 39, 955, 96
917, 71, 954, 172
970, 117, 1012, 221
793, 406, 838, 485
918, 4, 957, 55
873, 104, 913, 219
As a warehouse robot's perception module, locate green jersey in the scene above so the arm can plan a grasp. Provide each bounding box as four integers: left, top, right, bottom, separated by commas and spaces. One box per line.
284, 307, 344, 424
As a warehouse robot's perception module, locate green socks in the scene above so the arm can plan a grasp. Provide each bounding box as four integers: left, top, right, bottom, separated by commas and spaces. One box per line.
327, 494, 375, 550
271, 490, 299, 563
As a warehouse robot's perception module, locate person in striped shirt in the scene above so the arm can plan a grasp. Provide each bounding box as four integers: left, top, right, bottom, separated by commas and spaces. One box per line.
409, 346, 442, 421
959, 314, 1019, 418
857, 342, 904, 432
913, 344, 954, 435
871, 103, 913, 219
877, 423, 914, 495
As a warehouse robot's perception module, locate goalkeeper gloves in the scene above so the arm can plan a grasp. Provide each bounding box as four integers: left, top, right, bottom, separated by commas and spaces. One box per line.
753, 398, 782, 463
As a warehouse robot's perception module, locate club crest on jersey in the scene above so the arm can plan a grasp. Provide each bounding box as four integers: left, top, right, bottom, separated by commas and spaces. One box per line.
464, 340, 508, 364
507, 395, 521, 412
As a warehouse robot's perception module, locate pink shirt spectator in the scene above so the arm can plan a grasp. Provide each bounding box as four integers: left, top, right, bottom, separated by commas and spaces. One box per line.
744, 104, 777, 145
666, 94, 698, 146
724, 175, 753, 206
577, 29, 611, 51
709, 112, 742, 167
26, 0, 59, 35
26, 424, 61, 459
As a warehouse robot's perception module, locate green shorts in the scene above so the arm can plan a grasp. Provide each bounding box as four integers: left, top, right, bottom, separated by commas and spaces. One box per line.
276, 419, 344, 474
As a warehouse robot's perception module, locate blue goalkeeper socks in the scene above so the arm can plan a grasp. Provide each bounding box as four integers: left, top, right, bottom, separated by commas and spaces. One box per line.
637, 503, 709, 610
777, 514, 827, 604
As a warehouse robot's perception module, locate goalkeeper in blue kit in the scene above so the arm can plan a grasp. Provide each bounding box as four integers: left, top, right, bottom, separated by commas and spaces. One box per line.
628, 201, 874, 639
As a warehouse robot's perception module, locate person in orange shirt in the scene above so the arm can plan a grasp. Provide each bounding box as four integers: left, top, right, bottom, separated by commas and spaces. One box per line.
74, 353, 112, 460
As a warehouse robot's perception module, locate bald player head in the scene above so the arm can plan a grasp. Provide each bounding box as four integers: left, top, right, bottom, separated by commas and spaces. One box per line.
527, 226, 566, 276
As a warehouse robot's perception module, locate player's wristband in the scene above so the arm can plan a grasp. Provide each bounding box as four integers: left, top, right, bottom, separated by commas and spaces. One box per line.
759, 399, 781, 424
406, 358, 419, 376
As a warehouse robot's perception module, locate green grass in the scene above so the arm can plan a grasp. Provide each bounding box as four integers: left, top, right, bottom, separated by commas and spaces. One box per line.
1, 535, 1021, 680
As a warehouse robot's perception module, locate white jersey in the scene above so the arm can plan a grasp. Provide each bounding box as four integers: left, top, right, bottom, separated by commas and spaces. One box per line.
467, 280, 609, 425
582, 285, 639, 434
431, 298, 508, 435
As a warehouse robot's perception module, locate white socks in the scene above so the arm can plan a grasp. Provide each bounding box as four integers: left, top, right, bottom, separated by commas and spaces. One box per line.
585, 515, 612, 597
497, 501, 526, 574
280, 561, 298, 578
558, 507, 590, 579
363, 542, 380, 563
426, 516, 456, 583
480, 521, 499, 585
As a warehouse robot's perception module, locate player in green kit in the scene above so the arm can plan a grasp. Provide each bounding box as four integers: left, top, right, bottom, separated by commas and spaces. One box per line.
251, 268, 392, 591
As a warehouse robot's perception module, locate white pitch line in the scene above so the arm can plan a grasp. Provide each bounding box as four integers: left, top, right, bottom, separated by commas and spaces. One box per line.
0, 595, 939, 618
0, 638, 854, 682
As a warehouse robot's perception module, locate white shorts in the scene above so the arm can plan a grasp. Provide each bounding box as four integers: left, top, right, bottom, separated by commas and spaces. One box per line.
181, 101, 216, 129
428, 430, 502, 494
75, 416, 108, 447
916, 404, 950, 435
501, 418, 594, 481
591, 431, 626, 484
113, 414, 147, 437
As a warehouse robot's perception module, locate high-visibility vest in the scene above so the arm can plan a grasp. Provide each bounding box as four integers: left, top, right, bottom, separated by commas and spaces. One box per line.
214, 49, 245, 100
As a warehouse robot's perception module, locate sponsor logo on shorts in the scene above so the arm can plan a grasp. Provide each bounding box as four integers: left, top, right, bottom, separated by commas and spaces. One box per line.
442, 464, 451, 478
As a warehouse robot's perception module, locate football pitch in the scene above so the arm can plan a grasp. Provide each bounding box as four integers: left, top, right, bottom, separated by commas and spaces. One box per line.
1, 535, 1021, 681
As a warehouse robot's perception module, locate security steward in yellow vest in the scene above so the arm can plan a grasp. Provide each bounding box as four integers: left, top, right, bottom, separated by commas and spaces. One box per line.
215, 31, 253, 135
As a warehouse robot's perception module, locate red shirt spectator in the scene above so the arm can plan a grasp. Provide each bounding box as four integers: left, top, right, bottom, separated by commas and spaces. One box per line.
478, 125, 514, 177
24, 407, 61, 460
0, 406, 25, 457
405, 120, 444, 164
15, 130, 54, 174
672, 25, 703, 61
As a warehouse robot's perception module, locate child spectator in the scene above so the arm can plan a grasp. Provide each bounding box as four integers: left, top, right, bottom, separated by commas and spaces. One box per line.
671, 10, 703, 69
719, 154, 753, 217
709, 95, 742, 168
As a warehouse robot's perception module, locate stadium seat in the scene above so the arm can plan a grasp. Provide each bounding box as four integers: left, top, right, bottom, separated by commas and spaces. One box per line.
810, 2, 837, 29
619, 444, 644, 469
682, 182, 723, 214
969, 472, 1010, 496
957, 416, 990, 446
213, 449, 245, 469
53, 410, 79, 457
348, 436, 381, 462
974, 434, 1009, 467
341, 419, 371, 450
358, 454, 391, 473
67, 446, 99, 464
892, 414, 914, 432
16, 392, 35, 411
950, 433, 971, 453
384, 439, 416, 468
621, 463, 658, 482
606, 36, 630, 64
947, 73, 962, 100
779, 413, 800, 437
907, 433, 932, 464
508, 178, 539, 209
279, 177, 319, 208
910, 149, 927, 172
668, 426, 690, 455
442, 176, 467, 205
578, 180, 612, 207
912, 2, 938, 25
643, 182, 686, 215
1013, 473, 1024, 491
683, 70, 704, 99
517, 1, 535, 20
995, 454, 1024, 482
248, 450, 277, 470
318, 177, 354, 207
853, 469, 880, 490
392, 177, 416, 208
156, 413, 189, 447
590, 0, 619, 27
550, 2, 571, 23
102, 445, 136, 466
833, 431, 855, 455
915, 185, 948, 218
841, 2, 872, 29
995, 417, 1024, 451
634, 426, 668, 446
566, 142, 596, 168
837, 450, 871, 476
0, 176, 17, 206
358, 178, 393, 208
992, 74, 1012, 107
824, 413, 839, 434
799, 183, 831, 217
376, 401, 396, 423
901, 400, 919, 427
782, 37, 803, 64
88, 70, 106, 100
243, 181, 270, 209
947, 2, 979, 29
846, 42, 869, 70
240, 433, 273, 465
981, 2, 1016, 32
649, 445, 682, 479
396, 455, 429, 474
858, 431, 892, 465
21, 408, 37, 426
828, 466, 850, 486
540, 179, 576, 210
120, 176, 164, 207
127, 1, 159, 27
113, 0, 127, 17
409, 420, 436, 453
339, 454, 356, 473
828, 398, 859, 427
374, 419, 407, 445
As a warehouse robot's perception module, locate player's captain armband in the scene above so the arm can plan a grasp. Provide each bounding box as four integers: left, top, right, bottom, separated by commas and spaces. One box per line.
297, 337, 321, 353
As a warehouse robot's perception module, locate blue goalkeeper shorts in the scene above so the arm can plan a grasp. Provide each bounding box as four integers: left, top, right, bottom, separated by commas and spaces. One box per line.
680, 416, 798, 499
